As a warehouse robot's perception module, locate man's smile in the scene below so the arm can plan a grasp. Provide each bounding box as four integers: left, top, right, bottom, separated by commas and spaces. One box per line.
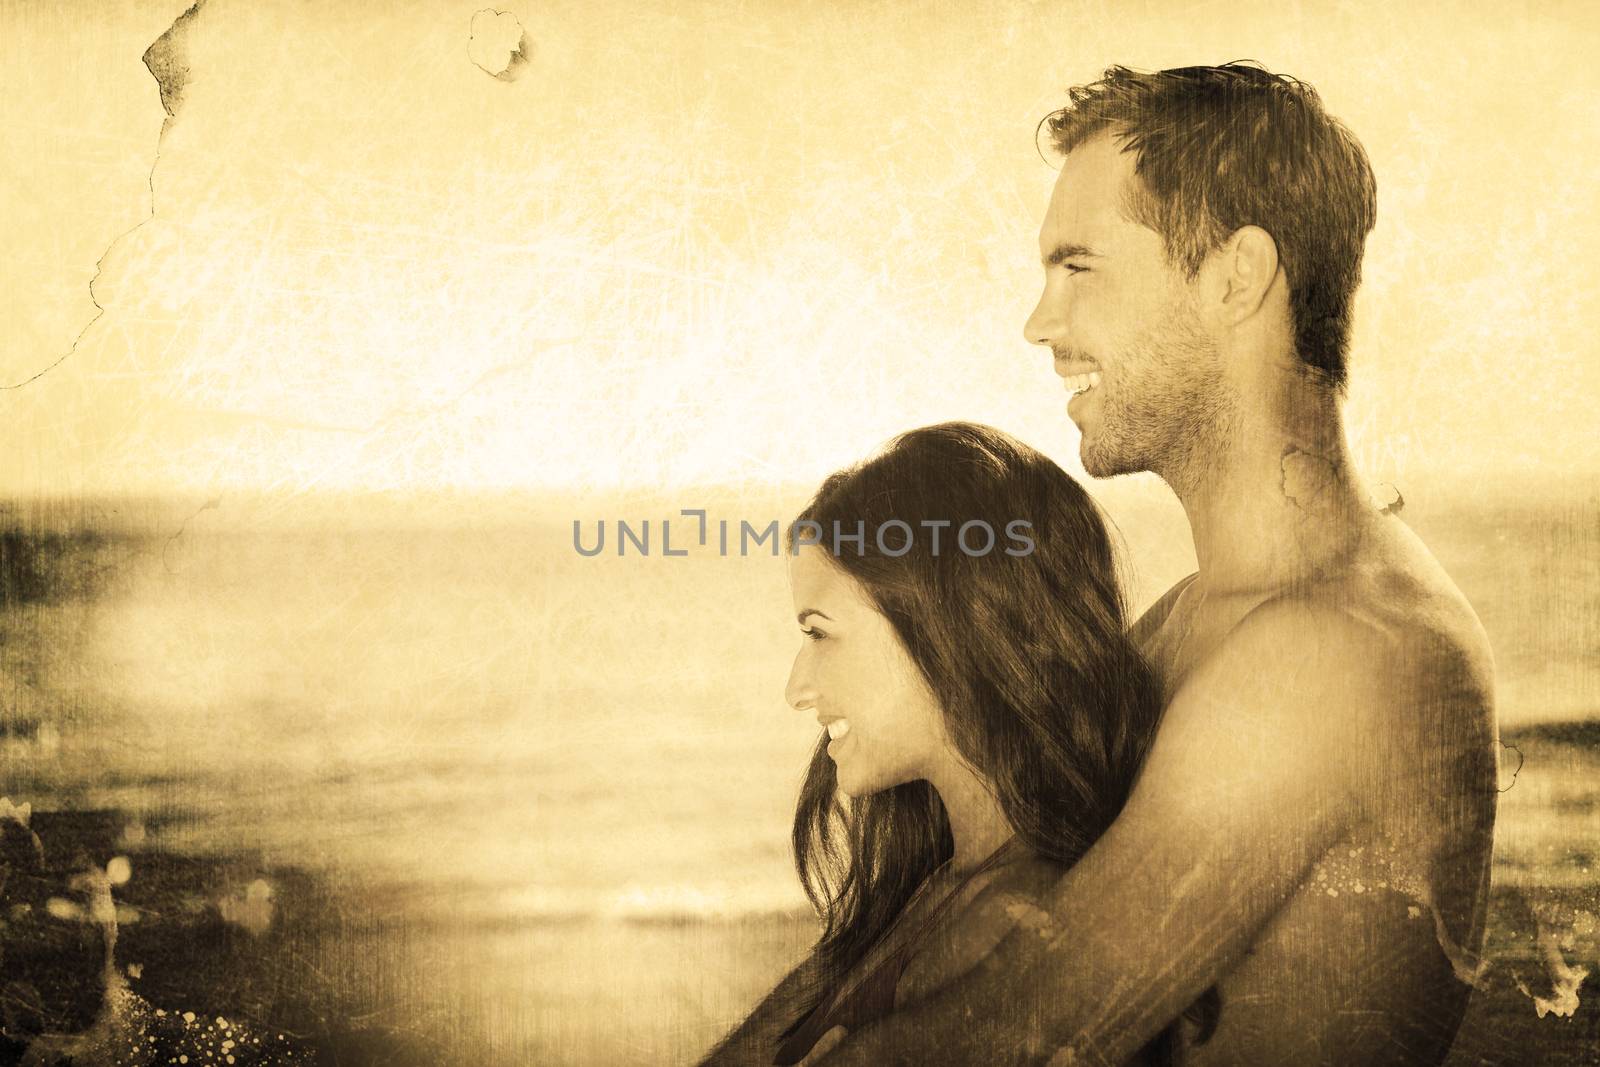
1060, 370, 1102, 396
1056, 357, 1103, 407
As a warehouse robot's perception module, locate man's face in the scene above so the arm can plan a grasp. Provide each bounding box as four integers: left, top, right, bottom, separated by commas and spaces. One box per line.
1024, 134, 1225, 479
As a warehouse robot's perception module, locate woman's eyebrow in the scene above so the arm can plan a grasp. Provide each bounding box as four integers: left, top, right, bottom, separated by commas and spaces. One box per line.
796, 609, 834, 625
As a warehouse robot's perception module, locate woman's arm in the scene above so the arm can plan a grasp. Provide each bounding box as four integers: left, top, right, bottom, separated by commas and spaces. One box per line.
697, 947, 821, 1067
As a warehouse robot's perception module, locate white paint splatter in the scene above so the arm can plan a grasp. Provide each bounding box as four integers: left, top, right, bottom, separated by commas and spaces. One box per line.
1000, 895, 1058, 941
468, 9, 529, 80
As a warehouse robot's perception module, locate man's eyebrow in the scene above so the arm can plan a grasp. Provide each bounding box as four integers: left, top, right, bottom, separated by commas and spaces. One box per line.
797, 609, 833, 625
1043, 243, 1100, 267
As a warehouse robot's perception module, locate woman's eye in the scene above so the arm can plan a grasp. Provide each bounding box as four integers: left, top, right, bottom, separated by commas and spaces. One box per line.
800, 627, 825, 642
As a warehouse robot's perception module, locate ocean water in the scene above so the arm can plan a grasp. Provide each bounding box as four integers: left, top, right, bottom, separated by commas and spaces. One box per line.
1, 486, 1596, 1062
4, 502, 822, 924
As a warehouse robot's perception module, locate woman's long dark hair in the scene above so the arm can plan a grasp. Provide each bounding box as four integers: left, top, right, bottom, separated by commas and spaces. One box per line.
779, 422, 1216, 1060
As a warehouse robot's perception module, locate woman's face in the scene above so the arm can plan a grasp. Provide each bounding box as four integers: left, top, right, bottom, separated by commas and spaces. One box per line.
785, 546, 949, 798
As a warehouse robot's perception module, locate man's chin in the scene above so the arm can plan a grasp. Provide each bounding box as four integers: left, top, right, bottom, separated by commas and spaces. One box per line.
1079, 435, 1114, 478
1080, 437, 1143, 480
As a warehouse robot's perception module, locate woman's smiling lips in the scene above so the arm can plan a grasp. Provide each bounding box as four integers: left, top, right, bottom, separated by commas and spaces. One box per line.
820, 716, 851, 756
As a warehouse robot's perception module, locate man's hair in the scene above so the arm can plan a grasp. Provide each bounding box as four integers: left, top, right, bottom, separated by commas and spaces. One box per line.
1044, 62, 1377, 389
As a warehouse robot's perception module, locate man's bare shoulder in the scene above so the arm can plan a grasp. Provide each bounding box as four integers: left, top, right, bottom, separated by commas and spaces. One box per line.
1172, 595, 1399, 733
1212, 520, 1492, 710
1309, 519, 1492, 718
1153, 586, 1475, 816
1176, 520, 1498, 803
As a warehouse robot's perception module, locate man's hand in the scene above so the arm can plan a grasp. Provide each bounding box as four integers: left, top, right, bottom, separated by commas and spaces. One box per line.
813, 600, 1394, 1066
797, 1025, 847, 1065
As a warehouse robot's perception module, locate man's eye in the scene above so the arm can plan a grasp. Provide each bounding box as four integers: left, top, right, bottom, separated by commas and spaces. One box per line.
1061, 263, 1088, 275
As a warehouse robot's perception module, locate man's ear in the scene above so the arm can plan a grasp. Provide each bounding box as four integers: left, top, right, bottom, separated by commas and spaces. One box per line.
1210, 225, 1281, 324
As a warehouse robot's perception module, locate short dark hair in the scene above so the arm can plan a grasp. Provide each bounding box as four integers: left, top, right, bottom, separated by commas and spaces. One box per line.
1043, 62, 1377, 389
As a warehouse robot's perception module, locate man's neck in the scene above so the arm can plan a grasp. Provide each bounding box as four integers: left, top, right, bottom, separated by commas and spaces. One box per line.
1163, 365, 1371, 595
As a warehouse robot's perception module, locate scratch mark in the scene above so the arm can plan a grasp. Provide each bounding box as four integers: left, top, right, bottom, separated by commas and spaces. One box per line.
1, 2, 205, 391
1496, 740, 1523, 793
160, 494, 223, 573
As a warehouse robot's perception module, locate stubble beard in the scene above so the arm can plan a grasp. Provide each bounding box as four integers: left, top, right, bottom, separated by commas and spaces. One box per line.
1080, 303, 1234, 492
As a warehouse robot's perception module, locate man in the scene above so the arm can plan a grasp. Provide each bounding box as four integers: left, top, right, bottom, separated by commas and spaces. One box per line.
814, 63, 1500, 1065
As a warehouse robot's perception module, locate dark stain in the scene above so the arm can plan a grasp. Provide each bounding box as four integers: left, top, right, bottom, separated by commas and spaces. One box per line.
495, 31, 533, 82
141, 2, 205, 119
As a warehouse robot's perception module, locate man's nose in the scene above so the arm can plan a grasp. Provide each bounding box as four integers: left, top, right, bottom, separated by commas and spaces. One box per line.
1023, 290, 1059, 349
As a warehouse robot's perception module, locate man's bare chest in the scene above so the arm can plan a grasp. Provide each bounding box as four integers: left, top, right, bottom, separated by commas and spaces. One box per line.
1190, 854, 1461, 1067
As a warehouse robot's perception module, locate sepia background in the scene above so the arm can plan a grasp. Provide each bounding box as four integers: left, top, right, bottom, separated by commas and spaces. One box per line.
3, 0, 1597, 1063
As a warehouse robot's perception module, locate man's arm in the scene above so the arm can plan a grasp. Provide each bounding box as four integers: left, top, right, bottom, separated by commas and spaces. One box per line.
818, 600, 1391, 1066
698, 948, 820, 1066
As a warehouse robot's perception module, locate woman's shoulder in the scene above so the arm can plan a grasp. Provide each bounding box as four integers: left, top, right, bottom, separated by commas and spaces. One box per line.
983, 846, 1066, 895
962, 848, 1069, 939
893, 848, 1067, 1007
921, 842, 1066, 940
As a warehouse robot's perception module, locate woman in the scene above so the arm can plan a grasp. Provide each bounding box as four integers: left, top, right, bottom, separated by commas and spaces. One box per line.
701, 422, 1214, 1066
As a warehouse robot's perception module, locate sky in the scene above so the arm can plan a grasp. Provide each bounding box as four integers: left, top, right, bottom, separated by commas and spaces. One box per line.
4, 0, 1598, 498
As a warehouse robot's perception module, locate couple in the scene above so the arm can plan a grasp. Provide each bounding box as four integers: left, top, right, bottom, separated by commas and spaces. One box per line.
703, 63, 1498, 1066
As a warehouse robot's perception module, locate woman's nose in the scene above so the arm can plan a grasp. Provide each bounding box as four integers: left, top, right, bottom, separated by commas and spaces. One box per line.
785, 655, 817, 713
